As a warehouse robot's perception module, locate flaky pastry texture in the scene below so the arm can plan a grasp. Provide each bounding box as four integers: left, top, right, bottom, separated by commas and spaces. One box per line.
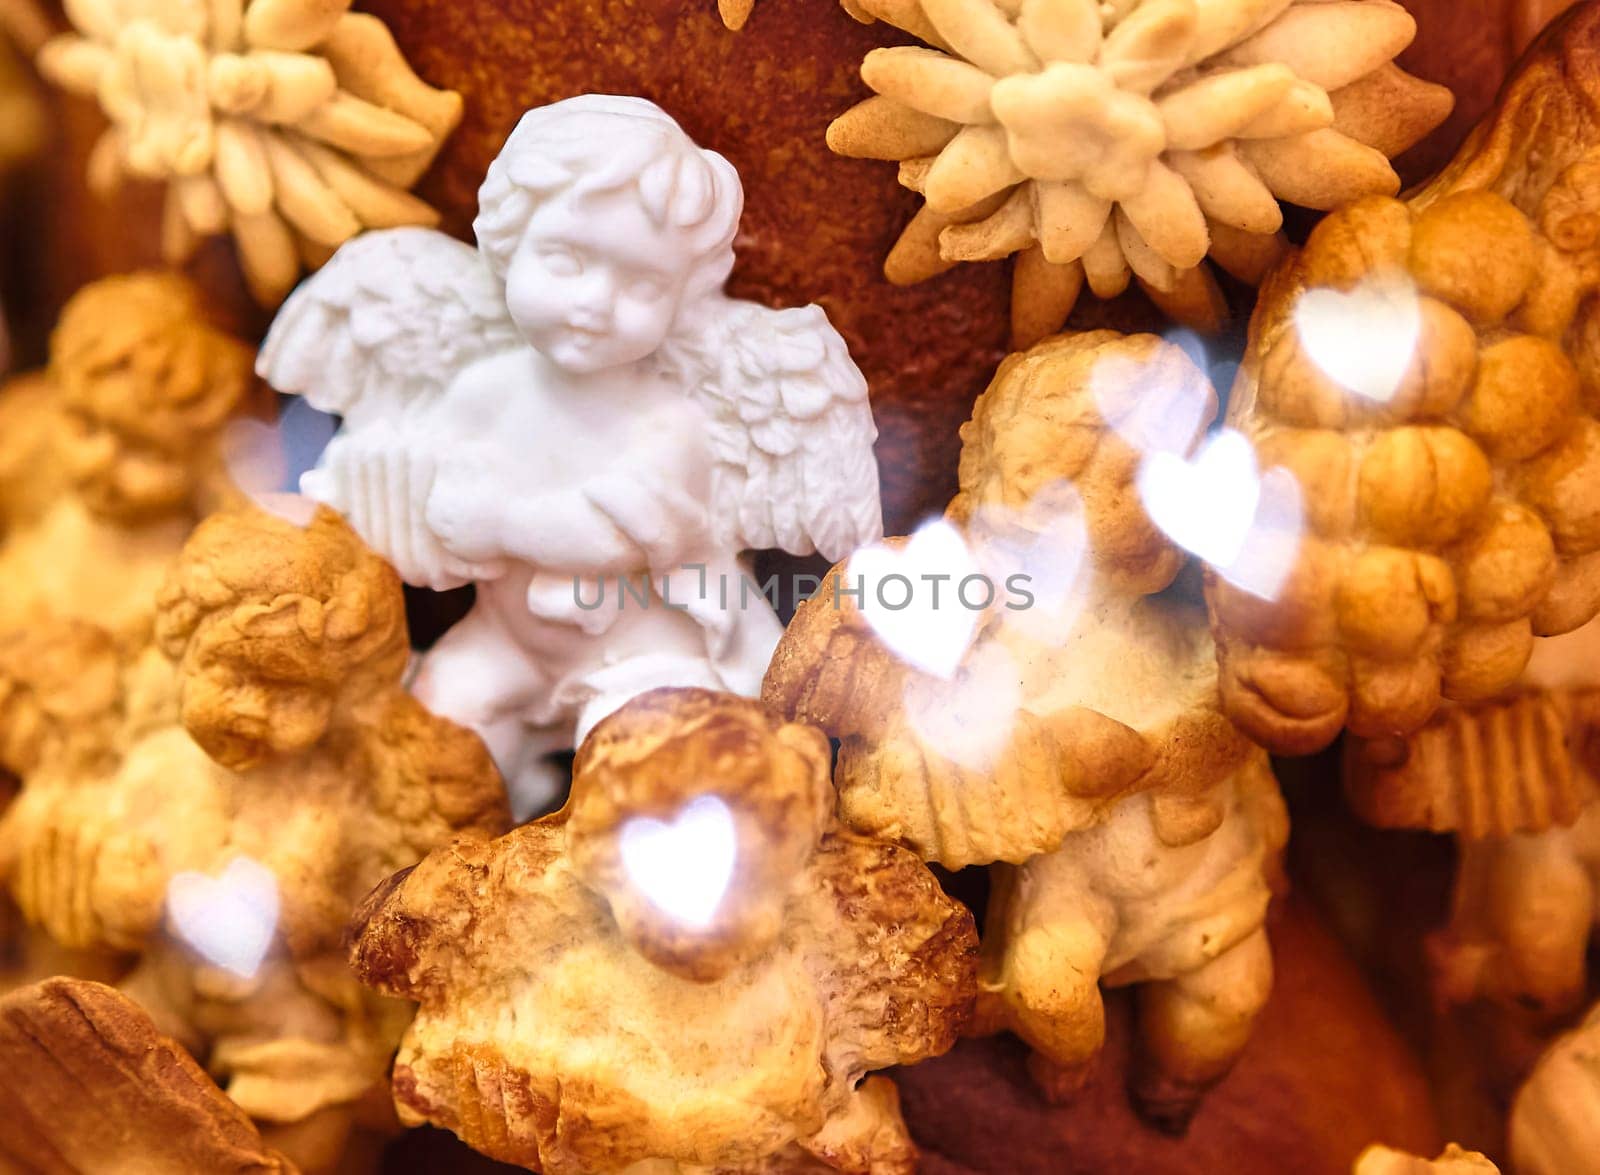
767, 331, 1252, 870
1210, 2, 1600, 754
352, 688, 978, 1175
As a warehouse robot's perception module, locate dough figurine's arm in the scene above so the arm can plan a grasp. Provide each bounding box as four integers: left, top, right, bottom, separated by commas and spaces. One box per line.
983, 863, 1115, 1105
763, 555, 911, 740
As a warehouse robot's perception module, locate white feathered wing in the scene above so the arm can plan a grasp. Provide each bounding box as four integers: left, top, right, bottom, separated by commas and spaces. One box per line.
257, 228, 522, 589
693, 302, 883, 563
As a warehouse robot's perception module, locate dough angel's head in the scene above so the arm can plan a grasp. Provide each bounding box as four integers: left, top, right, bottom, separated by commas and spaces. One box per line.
49, 273, 252, 522
475, 95, 742, 374
155, 504, 409, 771
566, 688, 834, 981
0, 622, 121, 777
949, 331, 1215, 596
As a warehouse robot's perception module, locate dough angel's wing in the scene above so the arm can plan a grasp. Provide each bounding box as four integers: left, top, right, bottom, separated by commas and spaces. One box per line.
695, 302, 883, 562
257, 228, 520, 588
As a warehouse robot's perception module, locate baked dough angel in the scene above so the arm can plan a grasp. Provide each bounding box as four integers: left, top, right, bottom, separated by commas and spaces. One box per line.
0, 274, 252, 973
1205, 0, 1600, 754
0, 272, 254, 648
0, 502, 510, 1172
1346, 617, 1600, 1021
259, 94, 883, 818
764, 331, 1288, 1130
350, 688, 978, 1174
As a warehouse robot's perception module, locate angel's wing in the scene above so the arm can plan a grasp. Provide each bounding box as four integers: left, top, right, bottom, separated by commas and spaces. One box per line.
257, 228, 520, 589
695, 302, 882, 562
258, 227, 519, 423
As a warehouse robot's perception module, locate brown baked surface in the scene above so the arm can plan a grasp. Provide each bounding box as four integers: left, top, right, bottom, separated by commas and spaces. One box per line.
0, 977, 296, 1174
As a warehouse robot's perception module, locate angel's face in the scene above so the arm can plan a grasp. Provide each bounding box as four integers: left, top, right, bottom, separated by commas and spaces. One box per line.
177, 653, 334, 772
505, 187, 689, 374
60, 408, 191, 522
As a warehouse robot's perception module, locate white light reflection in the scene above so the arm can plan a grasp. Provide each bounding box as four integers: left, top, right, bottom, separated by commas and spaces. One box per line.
969, 479, 1090, 646
253, 493, 320, 527
221, 397, 338, 525
1293, 276, 1421, 404
166, 857, 280, 979
1138, 429, 1304, 602
1092, 333, 1215, 458
850, 520, 984, 680
904, 642, 1024, 774
619, 794, 737, 929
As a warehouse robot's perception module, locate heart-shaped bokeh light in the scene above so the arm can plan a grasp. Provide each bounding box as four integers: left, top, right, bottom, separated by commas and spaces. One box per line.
166, 857, 281, 979
1293, 276, 1422, 405
1092, 339, 1215, 459
620, 794, 738, 930
1139, 429, 1304, 603
221, 398, 338, 525
903, 642, 1025, 774
850, 520, 984, 680
969, 480, 1090, 645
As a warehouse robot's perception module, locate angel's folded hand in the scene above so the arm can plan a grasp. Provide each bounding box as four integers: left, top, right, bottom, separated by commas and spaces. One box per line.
580, 474, 712, 562
425, 476, 508, 566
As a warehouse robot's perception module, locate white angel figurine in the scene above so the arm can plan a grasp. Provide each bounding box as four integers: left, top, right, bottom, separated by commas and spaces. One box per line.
259, 95, 882, 816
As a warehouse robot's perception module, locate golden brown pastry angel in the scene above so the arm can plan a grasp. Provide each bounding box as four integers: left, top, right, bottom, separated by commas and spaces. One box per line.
350, 687, 979, 1174
1345, 617, 1600, 1020
0, 272, 254, 647
0, 272, 251, 988
0, 503, 510, 1171
764, 331, 1288, 1130
1206, 0, 1600, 755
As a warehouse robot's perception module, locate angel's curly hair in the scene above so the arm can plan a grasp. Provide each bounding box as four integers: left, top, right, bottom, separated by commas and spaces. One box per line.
569, 688, 832, 839
49, 272, 253, 452
155, 504, 409, 691
474, 96, 742, 309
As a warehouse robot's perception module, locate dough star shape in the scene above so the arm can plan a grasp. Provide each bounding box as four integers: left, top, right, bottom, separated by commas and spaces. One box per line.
37, 0, 462, 306
826, 0, 1454, 343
